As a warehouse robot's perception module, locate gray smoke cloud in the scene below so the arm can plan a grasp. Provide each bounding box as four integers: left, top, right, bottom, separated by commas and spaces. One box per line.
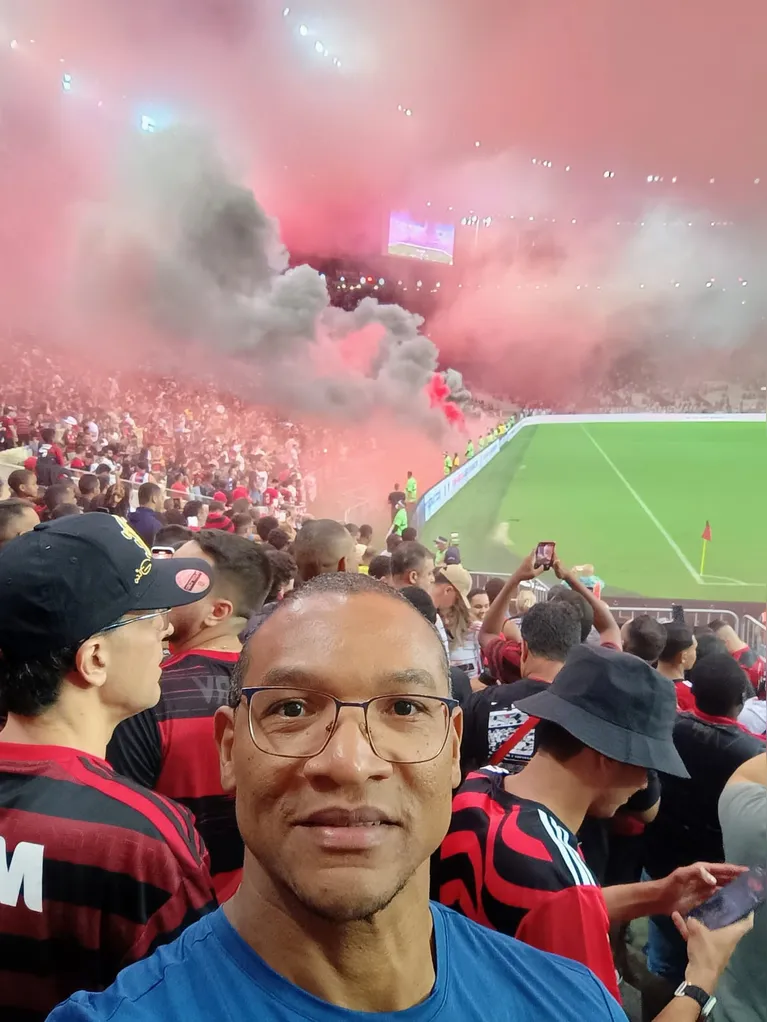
76, 126, 467, 433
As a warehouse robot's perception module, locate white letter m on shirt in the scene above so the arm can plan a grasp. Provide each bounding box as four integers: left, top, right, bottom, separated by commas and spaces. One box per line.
0, 836, 44, 912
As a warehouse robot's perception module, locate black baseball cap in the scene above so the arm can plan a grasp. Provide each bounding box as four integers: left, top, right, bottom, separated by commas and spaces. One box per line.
514, 643, 689, 777
0, 514, 213, 658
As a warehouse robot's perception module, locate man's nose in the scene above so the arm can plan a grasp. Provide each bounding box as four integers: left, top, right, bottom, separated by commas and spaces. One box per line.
303, 708, 394, 784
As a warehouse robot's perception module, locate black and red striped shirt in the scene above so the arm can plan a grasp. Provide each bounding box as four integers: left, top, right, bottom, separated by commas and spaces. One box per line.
0, 742, 216, 1021
107, 649, 242, 901
437, 767, 619, 1001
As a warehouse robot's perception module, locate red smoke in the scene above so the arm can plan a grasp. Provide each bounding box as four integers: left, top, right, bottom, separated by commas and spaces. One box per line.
426, 373, 465, 428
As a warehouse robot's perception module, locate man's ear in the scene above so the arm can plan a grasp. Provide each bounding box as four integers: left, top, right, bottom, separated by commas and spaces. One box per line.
449, 707, 464, 790
337, 557, 347, 572
520, 639, 529, 667
208, 596, 234, 625
75, 636, 109, 691
214, 706, 237, 792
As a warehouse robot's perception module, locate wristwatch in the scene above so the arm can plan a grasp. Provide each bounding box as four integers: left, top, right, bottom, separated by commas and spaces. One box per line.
674, 982, 717, 1018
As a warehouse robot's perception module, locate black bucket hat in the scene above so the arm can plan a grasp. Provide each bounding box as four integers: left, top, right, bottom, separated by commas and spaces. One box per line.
514, 643, 689, 777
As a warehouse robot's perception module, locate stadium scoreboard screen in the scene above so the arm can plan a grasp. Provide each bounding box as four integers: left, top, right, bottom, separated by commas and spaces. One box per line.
387, 211, 455, 265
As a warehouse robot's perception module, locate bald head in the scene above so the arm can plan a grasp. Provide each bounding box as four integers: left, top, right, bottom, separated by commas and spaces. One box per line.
293, 518, 358, 582
230, 572, 450, 707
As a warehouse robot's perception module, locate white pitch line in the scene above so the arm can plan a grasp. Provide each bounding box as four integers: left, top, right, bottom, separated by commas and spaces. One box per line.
581, 426, 702, 584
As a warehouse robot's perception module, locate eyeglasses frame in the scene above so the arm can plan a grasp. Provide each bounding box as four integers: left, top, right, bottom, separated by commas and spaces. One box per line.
239, 686, 460, 764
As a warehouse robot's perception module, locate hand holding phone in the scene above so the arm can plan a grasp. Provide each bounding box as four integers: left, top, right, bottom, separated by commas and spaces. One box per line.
688, 867, 767, 929
534, 541, 556, 571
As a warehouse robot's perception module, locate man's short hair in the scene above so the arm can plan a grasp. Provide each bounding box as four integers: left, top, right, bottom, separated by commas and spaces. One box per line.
183, 500, 203, 519
345, 523, 359, 536
386, 533, 402, 553
230, 572, 448, 707
368, 554, 393, 581
78, 473, 100, 495
0, 499, 36, 535
264, 549, 297, 603
623, 615, 667, 663
0, 643, 79, 717
138, 482, 162, 506
44, 482, 75, 513
520, 602, 582, 663
534, 719, 586, 762
694, 632, 728, 663
267, 528, 290, 551
660, 622, 695, 662
546, 586, 594, 643
359, 524, 373, 541
294, 519, 353, 579
256, 515, 279, 543
690, 654, 749, 716
40, 427, 55, 444
209, 501, 225, 513
485, 578, 505, 603
399, 585, 438, 625
391, 541, 432, 579
51, 503, 82, 519
232, 513, 253, 534
231, 498, 250, 516
8, 469, 35, 497
401, 527, 418, 542
190, 531, 273, 619
154, 525, 192, 549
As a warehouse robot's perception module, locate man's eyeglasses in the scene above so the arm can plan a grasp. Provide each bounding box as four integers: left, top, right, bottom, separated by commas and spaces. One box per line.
240, 687, 459, 764
99, 609, 171, 635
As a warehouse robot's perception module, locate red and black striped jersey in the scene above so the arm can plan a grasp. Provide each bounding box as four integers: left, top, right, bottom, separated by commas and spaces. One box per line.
0, 742, 216, 1022
107, 649, 242, 901
437, 767, 619, 1001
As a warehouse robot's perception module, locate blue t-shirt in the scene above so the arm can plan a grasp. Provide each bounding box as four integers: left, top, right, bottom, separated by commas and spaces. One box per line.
48, 902, 626, 1022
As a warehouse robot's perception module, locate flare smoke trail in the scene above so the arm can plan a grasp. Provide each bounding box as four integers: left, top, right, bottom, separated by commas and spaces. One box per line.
76, 127, 466, 434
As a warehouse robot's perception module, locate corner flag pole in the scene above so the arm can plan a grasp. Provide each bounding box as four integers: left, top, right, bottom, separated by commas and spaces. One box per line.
699, 521, 712, 576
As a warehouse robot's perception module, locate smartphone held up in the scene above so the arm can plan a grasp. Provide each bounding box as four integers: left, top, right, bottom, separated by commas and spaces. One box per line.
534, 541, 556, 571
689, 866, 767, 930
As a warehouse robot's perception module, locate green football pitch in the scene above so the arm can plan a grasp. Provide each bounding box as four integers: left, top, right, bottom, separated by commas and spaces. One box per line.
423, 420, 766, 603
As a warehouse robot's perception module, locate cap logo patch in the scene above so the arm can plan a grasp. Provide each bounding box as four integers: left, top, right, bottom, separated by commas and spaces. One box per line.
114, 516, 154, 584
175, 569, 211, 594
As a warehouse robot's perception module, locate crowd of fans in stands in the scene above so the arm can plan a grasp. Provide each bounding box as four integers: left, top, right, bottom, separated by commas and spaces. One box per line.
0, 462, 764, 1021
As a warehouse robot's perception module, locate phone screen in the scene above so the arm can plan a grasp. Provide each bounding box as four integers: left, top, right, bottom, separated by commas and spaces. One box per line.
689, 867, 767, 929
151, 547, 175, 560
534, 542, 556, 570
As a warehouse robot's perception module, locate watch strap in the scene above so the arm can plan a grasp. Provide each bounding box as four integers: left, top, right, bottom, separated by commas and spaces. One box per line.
674, 982, 717, 1018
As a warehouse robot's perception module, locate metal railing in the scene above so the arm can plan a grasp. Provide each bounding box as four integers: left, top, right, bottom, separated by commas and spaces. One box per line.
742, 614, 767, 658
610, 605, 740, 630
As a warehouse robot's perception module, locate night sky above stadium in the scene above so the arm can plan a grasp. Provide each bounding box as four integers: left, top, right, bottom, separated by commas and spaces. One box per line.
0, 0, 763, 404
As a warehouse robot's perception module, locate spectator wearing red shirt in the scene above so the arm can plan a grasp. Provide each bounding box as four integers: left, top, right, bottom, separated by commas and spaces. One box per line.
438, 644, 743, 1004
263, 478, 281, 507
0, 514, 217, 1020
108, 532, 273, 900
204, 501, 235, 533
656, 623, 698, 712
709, 619, 766, 693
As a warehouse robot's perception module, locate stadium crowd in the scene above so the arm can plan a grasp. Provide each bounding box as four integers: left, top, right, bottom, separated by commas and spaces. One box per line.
0, 454, 765, 1022
0, 333, 315, 510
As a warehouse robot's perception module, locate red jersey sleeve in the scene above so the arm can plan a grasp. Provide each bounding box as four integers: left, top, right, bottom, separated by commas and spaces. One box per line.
515, 884, 620, 1001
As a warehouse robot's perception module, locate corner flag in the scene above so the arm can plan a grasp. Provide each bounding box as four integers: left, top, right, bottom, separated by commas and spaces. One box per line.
700, 521, 712, 575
